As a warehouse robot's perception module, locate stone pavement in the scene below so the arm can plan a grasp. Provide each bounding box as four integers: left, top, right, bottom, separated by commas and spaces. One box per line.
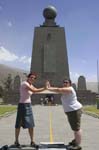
0, 105, 99, 150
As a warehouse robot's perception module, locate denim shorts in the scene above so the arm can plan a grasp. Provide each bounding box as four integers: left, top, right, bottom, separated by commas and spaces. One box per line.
15, 103, 35, 129
65, 109, 82, 131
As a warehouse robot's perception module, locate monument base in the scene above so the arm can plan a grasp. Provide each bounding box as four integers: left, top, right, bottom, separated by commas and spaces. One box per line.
0, 143, 82, 150
31, 94, 61, 105
1, 143, 67, 150
39, 142, 66, 149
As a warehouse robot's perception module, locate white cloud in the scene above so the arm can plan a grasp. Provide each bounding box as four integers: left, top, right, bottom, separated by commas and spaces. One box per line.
70, 71, 97, 83
70, 71, 80, 78
0, 46, 18, 61
74, 73, 80, 77
70, 72, 79, 82
0, 46, 31, 65
8, 21, 12, 27
19, 56, 31, 64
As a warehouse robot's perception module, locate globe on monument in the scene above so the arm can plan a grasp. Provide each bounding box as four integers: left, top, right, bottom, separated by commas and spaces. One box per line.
43, 6, 57, 19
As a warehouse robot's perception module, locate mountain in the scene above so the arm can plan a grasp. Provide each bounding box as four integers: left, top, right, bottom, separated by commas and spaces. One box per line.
0, 64, 98, 93
0, 64, 29, 86
87, 82, 98, 93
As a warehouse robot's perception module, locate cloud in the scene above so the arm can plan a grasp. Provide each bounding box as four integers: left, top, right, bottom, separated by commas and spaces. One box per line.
0, 46, 31, 65
70, 72, 80, 77
19, 56, 31, 64
70, 72, 80, 82
70, 71, 97, 82
0, 46, 18, 61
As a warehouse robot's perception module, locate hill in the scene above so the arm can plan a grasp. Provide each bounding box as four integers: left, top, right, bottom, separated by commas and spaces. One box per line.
87, 82, 98, 93
0, 64, 29, 86
0, 64, 98, 93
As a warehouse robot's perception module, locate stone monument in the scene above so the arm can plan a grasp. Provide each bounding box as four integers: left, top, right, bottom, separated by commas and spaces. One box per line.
31, 6, 70, 85
77, 75, 96, 105
77, 75, 87, 90
30, 6, 70, 104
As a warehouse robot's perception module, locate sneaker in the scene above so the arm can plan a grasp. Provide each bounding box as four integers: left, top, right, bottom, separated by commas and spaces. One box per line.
68, 139, 76, 146
68, 144, 82, 150
30, 141, 39, 148
1, 145, 8, 150
14, 141, 21, 148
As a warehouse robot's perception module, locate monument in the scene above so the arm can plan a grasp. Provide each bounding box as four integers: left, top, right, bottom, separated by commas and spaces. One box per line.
30, 6, 70, 104
78, 75, 87, 90
77, 76, 96, 105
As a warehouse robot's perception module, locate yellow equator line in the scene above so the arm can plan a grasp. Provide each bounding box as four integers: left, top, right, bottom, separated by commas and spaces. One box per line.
49, 111, 54, 143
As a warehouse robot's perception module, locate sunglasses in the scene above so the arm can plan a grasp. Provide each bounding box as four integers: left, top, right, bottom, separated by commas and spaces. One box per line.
63, 81, 69, 84
30, 76, 36, 79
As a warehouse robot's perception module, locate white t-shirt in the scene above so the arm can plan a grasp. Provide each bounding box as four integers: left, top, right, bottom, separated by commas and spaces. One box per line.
19, 81, 33, 103
61, 87, 82, 112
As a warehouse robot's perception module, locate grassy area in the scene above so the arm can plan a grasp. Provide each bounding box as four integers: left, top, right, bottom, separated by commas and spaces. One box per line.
83, 105, 99, 116
0, 105, 17, 116
0, 105, 99, 117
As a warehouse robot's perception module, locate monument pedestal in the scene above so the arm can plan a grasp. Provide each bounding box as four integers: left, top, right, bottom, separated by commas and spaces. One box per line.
30, 6, 70, 104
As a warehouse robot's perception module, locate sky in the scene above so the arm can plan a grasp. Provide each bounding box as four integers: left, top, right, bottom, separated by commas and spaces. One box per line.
0, 0, 99, 83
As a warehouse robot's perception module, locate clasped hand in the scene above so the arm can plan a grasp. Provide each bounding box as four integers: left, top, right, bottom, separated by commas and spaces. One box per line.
45, 80, 51, 89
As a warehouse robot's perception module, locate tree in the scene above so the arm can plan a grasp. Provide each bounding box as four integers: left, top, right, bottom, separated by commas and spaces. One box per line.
0, 85, 3, 97
4, 74, 13, 91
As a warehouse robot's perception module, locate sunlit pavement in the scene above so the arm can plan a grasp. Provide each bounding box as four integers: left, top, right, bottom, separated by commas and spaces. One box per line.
0, 105, 99, 150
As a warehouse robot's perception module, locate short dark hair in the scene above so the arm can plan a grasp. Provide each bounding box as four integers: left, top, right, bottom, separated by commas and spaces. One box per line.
27, 72, 37, 78
63, 78, 72, 85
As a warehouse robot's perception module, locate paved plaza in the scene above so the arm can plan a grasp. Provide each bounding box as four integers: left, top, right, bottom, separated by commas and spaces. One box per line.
0, 105, 99, 150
